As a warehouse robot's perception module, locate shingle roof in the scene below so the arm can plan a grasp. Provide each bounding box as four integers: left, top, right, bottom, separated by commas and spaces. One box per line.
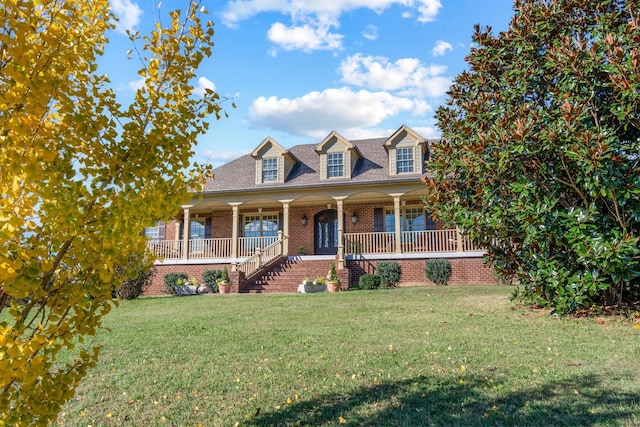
203, 135, 434, 193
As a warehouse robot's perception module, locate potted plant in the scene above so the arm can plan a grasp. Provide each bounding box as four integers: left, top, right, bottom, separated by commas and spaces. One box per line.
298, 277, 326, 293
217, 266, 231, 294
326, 262, 341, 292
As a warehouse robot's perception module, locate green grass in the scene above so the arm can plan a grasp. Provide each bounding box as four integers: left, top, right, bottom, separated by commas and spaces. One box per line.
56, 286, 640, 426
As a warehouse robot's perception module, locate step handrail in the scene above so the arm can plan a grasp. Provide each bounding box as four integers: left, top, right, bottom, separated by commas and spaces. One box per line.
236, 231, 287, 277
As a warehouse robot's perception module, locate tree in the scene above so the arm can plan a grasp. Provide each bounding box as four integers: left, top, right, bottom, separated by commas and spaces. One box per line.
0, 0, 223, 423
426, 0, 640, 314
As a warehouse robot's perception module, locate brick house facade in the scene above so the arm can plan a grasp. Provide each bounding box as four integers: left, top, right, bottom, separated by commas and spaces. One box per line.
145, 125, 497, 294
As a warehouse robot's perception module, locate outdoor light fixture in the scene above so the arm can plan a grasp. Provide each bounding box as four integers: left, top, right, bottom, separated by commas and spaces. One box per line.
301, 214, 308, 226
351, 212, 358, 224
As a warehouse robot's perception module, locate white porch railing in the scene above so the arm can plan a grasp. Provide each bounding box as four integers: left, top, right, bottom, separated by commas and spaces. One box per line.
237, 236, 278, 258
146, 238, 232, 259
146, 240, 183, 259
236, 232, 287, 277
345, 232, 396, 254
188, 238, 232, 259
147, 230, 482, 260
345, 230, 482, 255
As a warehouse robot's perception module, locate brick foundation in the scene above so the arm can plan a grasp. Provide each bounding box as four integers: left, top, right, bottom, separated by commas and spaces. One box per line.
347, 257, 497, 287
145, 256, 497, 295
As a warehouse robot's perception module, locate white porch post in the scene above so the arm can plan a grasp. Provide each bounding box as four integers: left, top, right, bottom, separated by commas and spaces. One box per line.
231, 203, 240, 270
182, 205, 192, 260
280, 200, 292, 256
392, 195, 402, 253
336, 198, 345, 269
174, 220, 182, 258
456, 226, 464, 252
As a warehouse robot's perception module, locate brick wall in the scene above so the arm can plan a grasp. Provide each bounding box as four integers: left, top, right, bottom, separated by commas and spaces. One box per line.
148, 263, 229, 295
347, 257, 497, 287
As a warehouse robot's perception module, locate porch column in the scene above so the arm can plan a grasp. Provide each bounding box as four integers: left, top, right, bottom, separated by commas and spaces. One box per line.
230, 203, 240, 269
182, 205, 192, 260
456, 226, 464, 252
336, 197, 345, 269
174, 220, 182, 258
392, 195, 402, 253
279, 199, 292, 256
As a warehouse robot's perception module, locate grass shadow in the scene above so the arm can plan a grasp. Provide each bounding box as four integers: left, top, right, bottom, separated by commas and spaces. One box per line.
243, 373, 639, 426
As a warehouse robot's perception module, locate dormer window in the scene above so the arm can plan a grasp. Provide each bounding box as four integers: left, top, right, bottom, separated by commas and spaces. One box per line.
384, 125, 426, 176
251, 137, 299, 185
327, 153, 344, 178
396, 147, 414, 173
262, 158, 278, 182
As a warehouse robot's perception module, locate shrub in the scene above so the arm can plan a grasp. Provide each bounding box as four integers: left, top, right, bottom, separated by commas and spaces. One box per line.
164, 272, 188, 296
359, 274, 382, 290
425, 259, 452, 286
376, 261, 401, 287
203, 269, 222, 293
113, 253, 155, 300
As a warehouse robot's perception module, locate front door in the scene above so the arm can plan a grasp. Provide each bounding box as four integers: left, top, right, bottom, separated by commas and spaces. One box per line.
314, 209, 338, 255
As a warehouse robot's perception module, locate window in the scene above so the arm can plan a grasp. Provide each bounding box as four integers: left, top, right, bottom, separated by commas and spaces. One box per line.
244, 214, 279, 250
262, 158, 278, 182
383, 208, 434, 232
190, 219, 206, 240
396, 147, 414, 173
143, 221, 165, 240
327, 153, 344, 178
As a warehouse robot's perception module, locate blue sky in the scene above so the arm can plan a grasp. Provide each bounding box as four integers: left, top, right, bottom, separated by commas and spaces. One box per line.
104, 0, 516, 167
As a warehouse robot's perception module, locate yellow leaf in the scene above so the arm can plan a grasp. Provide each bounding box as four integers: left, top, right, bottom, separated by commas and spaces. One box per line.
106, 412, 113, 418
286, 397, 292, 404
339, 416, 347, 424
633, 324, 640, 329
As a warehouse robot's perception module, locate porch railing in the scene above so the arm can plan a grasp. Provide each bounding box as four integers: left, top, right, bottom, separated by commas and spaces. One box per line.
345, 230, 482, 255
147, 230, 482, 260
345, 232, 396, 255
236, 232, 287, 277
146, 240, 183, 259
237, 236, 278, 258
146, 238, 232, 259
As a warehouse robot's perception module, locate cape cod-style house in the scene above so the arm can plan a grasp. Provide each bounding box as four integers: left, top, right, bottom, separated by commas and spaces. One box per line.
144, 125, 497, 294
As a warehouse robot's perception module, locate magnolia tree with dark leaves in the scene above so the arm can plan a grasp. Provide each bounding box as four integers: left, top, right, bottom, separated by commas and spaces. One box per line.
426, 0, 640, 314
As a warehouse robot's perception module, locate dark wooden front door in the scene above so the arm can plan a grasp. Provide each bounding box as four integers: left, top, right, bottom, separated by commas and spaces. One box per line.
314, 209, 338, 255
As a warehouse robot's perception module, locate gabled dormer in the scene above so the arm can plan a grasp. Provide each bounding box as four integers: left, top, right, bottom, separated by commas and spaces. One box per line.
315, 131, 362, 180
251, 137, 298, 184
384, 125, 427, 175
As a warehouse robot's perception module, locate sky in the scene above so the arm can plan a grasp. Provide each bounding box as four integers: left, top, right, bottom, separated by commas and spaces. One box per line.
103, 0, 517, 167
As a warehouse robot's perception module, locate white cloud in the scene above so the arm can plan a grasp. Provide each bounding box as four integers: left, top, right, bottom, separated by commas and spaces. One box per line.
432, 40, 452, 57
415, 0, 442, 23
413, 126, 441, 139
362, 25, 378, 41
222, 0, 442, 51
248, 87, 421, 138
267, 22, 343, 52
200, 149, 249, 165
193, 77, 216, 97
109, 0, 143, 34
339, 54, 451, 98
128, 77, 145, 92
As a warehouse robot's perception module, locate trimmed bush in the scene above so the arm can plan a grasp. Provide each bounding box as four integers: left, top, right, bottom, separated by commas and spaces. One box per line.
114, 254, 155, 300
358, 274, 382, 290
203, 269, 222, 293
425, 259, 452, 286
164, 272, 188, 296
376, 261, 401, 287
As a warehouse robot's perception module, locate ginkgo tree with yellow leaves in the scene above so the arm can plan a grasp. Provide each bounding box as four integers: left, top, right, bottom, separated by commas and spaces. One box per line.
0, 0, 223, 424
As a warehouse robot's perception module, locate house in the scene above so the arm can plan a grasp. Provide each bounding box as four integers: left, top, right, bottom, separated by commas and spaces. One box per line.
144, 125, 497, 294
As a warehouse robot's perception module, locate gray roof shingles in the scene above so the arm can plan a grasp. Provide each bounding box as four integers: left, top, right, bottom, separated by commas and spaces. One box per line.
204, 137, 431, 193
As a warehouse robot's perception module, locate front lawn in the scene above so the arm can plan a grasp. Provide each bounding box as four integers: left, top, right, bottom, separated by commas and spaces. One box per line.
57, 286, 640, 426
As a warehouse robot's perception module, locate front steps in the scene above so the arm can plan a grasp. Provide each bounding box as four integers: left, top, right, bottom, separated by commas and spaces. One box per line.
241, 258, 340, 293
